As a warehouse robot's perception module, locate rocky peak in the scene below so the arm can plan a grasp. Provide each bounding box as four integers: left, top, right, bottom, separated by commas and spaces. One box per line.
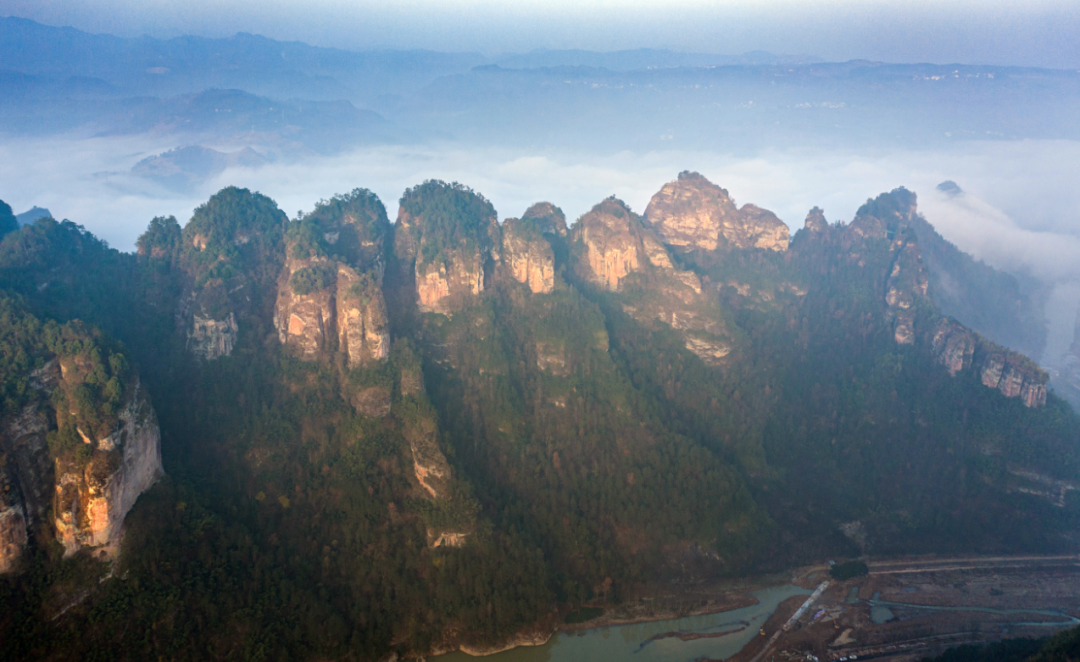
180, 187, 288, 360
644, 171, 789, 252
501, 217, 556, 294
275, 190, 391, 367
804, 207, 828, 233
847, 187, 919, 245
521, 202, 568, 236
394, 181, 500, 314
571, 197, 731, 365
570, 197, 647, 291
931, 319, 976, 376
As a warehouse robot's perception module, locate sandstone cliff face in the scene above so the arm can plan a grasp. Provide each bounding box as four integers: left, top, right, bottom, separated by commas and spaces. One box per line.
929, 314, 1048, 407
571, 198, 644, 292
415, 255, 485, 314
0, 359, 162, 573
54, 378, 163, 556
275, 257, 338, 358
978, 351, 1048, 408
571, 197, 732, 364
180, 188, 289, 361
931, 319, 975, 376
275, 258, 392, 365
884, 230, 929, 345
644, 171, 789, 252
336, 265, 390, 367
275, 190, 392, 366
501, 217, 556, 294
394, 182, 501, 315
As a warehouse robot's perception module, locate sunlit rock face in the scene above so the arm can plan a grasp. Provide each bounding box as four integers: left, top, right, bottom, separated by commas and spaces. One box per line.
275, 189, 392, 366
394, 181, 501, 315
335, 265, 390, 367
571, 196, 732, 365
501, 217, 556, 294
571, 198, 644, 291
275, 256, 337, 357
644, 171, 789, 252
1, 355, 163, 572
414, 255, 485, 313
54, 378, 163, 556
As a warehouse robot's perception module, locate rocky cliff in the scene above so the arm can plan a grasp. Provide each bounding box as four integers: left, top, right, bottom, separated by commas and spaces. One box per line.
180, 187, 288, 361
335, 265, 390, 367
836, 189, 1049, 408
394, 181, 500, 315
275, 257, 338, 357
274, 189, 391, 366
850, 187, 1046, 360
571, 197, 732, 364
884, 228, 929, 345
53, 375, 163, 556
644, 171, 789, 252
0, 316, 163, 573
933, 318, 1048, 408
977, 346, 1048, 408
501, 217, 556, 294
188, 311, 238, 360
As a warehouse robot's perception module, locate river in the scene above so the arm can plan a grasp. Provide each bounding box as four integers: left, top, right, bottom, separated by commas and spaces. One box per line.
436, 584, 811, 662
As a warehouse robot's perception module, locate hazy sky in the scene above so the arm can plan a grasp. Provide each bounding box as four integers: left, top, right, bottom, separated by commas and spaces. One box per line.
3, 0, 1080, 67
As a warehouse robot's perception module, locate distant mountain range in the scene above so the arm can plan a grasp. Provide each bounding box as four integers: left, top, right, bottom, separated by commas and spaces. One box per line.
3, 16, 1080, 155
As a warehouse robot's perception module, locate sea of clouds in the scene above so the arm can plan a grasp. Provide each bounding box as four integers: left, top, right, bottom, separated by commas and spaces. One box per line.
3, 135, 1080, 365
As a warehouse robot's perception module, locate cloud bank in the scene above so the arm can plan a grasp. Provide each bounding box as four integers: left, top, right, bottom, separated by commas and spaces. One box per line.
3, 135, 1080, 361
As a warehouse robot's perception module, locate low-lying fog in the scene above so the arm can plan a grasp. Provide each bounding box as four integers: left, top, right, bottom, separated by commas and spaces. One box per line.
4, 135, 1080, 366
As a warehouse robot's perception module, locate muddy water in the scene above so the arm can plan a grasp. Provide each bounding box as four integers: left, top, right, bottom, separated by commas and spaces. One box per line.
436, 584, 811, 662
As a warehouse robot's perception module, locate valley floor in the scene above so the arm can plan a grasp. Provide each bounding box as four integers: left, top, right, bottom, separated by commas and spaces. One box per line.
497, 555, 1080, 662
724, 555, 1080, 662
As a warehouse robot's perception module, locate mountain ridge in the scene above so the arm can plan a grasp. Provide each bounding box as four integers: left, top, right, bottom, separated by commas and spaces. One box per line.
0, 174, 1077, 660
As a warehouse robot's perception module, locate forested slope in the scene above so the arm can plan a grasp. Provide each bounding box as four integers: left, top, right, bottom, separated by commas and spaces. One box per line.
0, 176, 1077, 660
